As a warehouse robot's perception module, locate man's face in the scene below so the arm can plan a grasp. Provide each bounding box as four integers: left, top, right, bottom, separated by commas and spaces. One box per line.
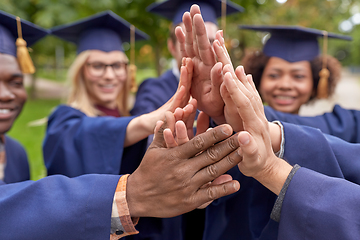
0, 54, 27, 134
168, 22, 218, 69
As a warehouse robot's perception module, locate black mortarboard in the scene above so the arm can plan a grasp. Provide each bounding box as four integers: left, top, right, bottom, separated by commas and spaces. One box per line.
0, 10, 48, 57
147, 0, 244, 25
50, 10, 149, 54
239, 25, 352, 62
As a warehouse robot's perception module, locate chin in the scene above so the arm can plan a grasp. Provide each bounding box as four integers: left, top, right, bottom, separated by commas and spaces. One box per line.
0, 124, 13, 135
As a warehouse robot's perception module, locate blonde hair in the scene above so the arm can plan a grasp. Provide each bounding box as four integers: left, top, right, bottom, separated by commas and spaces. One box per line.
66, 50, 131, 117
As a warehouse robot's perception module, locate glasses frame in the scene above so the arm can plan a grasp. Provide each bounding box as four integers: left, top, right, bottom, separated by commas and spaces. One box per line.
85, 61, 128, 77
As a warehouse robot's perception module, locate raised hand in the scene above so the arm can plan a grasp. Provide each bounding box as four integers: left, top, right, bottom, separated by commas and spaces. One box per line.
222, 64, 290, 195
176, 5, 225, 125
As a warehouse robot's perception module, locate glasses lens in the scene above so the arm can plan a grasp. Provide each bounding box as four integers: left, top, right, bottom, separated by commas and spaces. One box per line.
88, 62, 105, 77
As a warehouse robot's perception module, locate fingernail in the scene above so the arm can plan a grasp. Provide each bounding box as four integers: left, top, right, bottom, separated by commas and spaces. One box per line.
239, 133, 250, 146
233, 182, 240, 191
239, 66, 245, 76
221, 125, 232, 136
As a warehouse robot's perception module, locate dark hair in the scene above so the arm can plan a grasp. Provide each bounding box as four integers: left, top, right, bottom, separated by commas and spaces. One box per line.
241, 50, 342, 102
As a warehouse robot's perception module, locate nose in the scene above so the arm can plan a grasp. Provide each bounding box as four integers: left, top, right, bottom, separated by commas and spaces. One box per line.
0, 82, 15, 101
103, 65, 116, 79
277, 75, 293, 90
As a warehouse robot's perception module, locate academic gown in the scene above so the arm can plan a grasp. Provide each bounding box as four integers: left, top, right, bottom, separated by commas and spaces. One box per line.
0, 174, 120, 239
4, 135, 29, 183
43, 105, 147, 177
131, 70, 178, 116
203, 122, 360, 240
265, 104, 360, 143
278, 167, 360, 240
43, 105, 182, 240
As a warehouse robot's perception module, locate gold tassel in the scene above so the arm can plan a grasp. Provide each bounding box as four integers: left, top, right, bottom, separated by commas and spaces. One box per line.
16, 17, 35, 74
129, 25, 137, 93
317, 31, 329, 99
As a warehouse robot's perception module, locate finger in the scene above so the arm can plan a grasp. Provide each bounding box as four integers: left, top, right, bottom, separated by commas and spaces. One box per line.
164, 128, 178, 148
175, 26, 188, 59
193, 13, 216, 65
175, 121, 190, 145
247, 74, 266, 116
165, 111, 176, 134
196, 111, 210, 136
210, 62, 225, 105
169, 85, 189, 112
175, 124, 233, 158
194, 180, 240, 207
223, 72, 258, 125
154, 120, 164, 135
184, 58, 193, 94
237, 131, 259, 172
190, 5, 201, 57
213, 38, 233, 69
196, 173, 234, 208
191, 132, 240, 176
182, 11, 196, 58
173, 107, 184, 122
183, 98, 197, 139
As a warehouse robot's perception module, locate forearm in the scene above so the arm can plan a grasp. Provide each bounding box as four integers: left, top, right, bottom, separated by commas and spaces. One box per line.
125, 114, 155, 147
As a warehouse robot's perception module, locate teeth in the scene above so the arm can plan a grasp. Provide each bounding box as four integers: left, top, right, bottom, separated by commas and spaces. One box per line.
275, 96, 293, 100
102, 84, 115, 89
0, 109, 10, 114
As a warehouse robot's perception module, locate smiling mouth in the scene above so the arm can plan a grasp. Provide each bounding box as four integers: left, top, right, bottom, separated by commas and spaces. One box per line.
0, 109, 12, 114
99, 84, 116, 89
274, 95, 295, 100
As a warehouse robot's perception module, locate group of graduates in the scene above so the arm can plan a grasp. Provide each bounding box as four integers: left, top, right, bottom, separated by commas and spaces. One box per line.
1, 0, 360, 239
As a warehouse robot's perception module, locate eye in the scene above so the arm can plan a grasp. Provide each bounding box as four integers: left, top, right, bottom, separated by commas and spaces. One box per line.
112, 63, 122, 70
9, 78, 24, 87
294, 74, 305, 80
268, 73, 279, 79
91, 62, 105, 70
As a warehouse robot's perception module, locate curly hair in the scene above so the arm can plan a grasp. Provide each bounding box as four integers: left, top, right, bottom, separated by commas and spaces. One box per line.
241, 50, 342, 102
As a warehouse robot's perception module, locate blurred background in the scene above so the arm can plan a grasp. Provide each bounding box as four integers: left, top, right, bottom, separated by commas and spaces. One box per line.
1, 0, 360, 180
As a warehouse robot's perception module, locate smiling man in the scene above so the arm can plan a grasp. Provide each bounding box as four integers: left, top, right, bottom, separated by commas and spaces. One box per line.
0, 10, 48, 183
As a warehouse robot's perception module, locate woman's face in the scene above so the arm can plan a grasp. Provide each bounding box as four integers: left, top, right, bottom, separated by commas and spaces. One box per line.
83, 50, 128, 109
259, 57, 314, 114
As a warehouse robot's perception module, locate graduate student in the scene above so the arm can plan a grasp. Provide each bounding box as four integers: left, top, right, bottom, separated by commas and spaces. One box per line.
239, 25, 350, 114
44, 11, 194, 177
220, 58, 360, 240
131, 0, 243, 116
0, 10, 48, 183
176, 5, 360, 239
1, 111, 243, 239
44, 10, 199, 240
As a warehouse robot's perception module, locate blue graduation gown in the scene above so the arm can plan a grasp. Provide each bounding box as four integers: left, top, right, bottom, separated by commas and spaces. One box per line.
279, 167, 360, 239
131, 70, 178, 115
0, 174, 120, 239
265, 104, 360, 143
43, 105, 181, 240
4, 135, 29, 183
43, 105, 147, 177
203, 122, 360, 240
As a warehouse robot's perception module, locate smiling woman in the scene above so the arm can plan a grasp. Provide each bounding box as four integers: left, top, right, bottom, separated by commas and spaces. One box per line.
240, 25, 350, 114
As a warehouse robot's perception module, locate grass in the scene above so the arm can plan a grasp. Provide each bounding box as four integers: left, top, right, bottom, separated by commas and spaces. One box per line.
7, 98, 62, 180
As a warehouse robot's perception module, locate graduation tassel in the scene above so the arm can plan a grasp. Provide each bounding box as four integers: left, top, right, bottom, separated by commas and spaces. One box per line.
129, 24, 137, 93
16, 16, 35, 74
317, 30, 329, 99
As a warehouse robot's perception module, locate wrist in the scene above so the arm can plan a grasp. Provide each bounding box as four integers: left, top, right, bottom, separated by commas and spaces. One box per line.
269, 122, 281, 153
254, 156, 292, 195
126, 173, 146, 218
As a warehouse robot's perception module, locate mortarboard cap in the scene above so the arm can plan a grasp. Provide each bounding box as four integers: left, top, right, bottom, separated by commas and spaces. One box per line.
0, 10, 48, 57
50, 10, 149, 54
147, 0, 244, 25
239, 25, 352, 62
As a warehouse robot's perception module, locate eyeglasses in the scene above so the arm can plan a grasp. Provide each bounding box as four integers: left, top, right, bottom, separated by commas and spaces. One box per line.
86, 61, 128, 77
